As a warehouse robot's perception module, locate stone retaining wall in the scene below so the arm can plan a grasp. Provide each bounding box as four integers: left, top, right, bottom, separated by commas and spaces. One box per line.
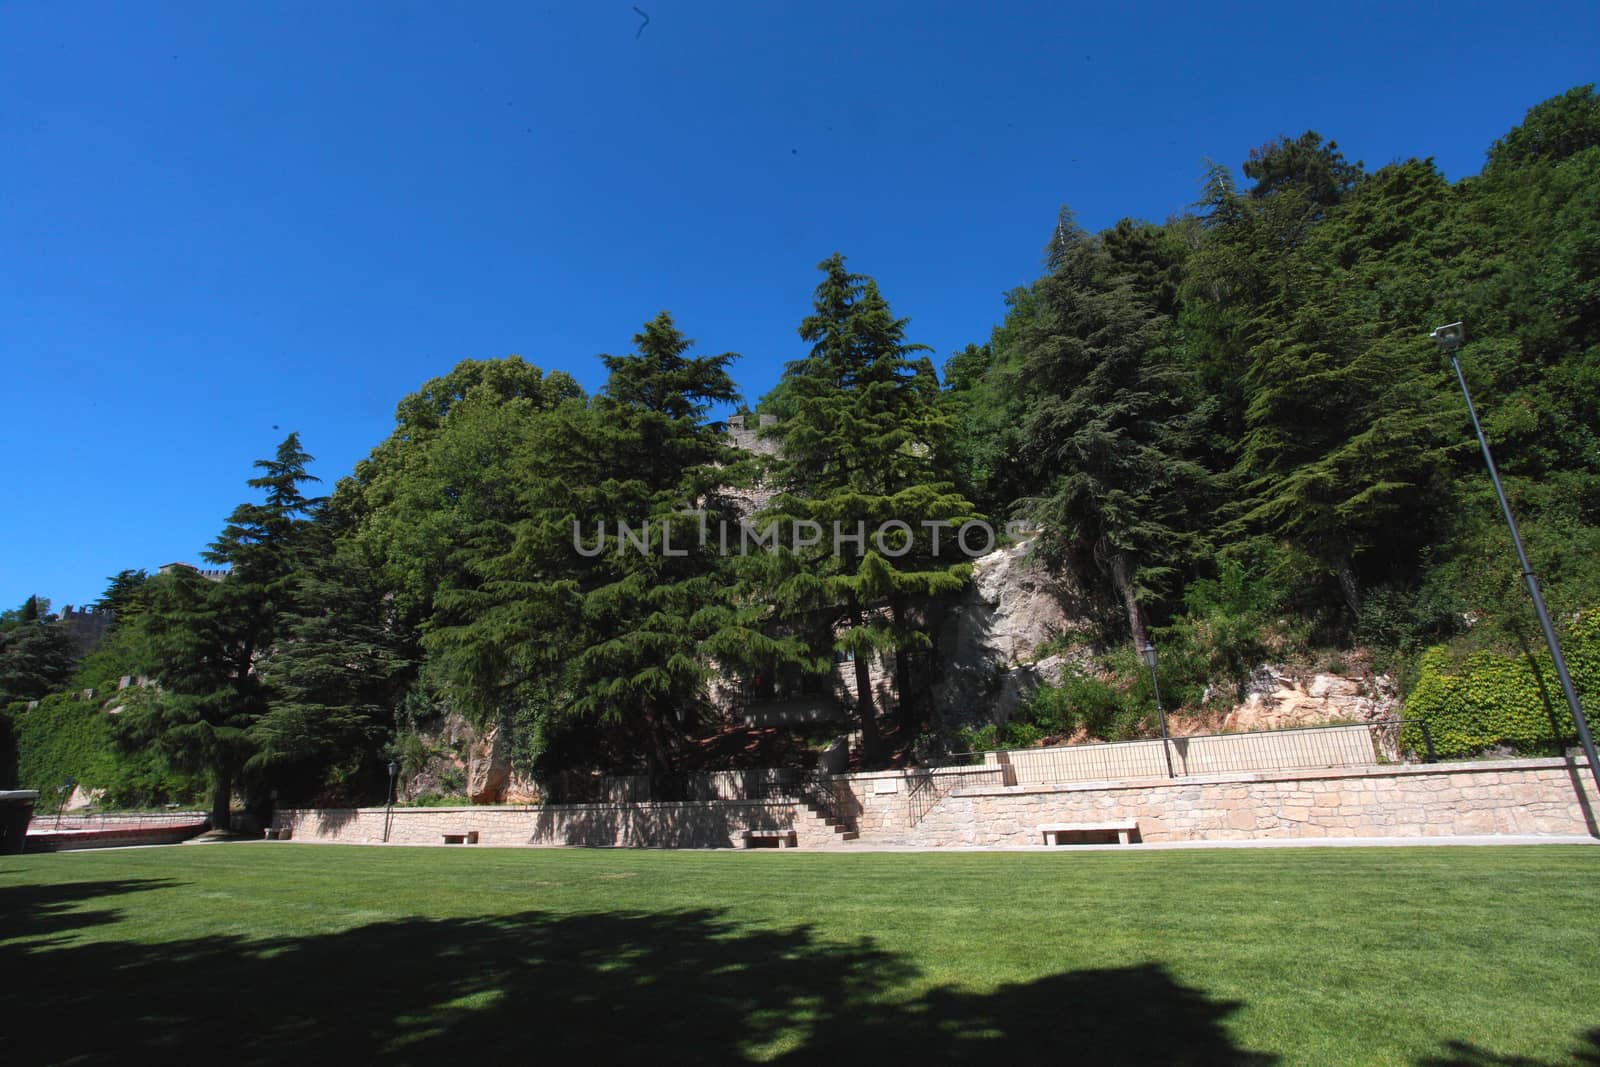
274, 800, 831, 848
24, 822, 207, 852
274, 758, 1598, 848
1002, 724, 1379, 784
912, 758, 1598, 846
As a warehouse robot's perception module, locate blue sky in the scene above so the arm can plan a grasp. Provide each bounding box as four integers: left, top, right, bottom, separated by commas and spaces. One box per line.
3, 1, 1597, 610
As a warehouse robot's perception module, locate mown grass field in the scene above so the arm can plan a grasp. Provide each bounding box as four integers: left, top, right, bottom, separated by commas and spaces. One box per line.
3, 843, 1597, 1065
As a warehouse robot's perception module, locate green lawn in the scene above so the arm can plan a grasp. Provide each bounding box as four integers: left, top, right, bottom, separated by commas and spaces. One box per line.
3, 844, 1597, 1065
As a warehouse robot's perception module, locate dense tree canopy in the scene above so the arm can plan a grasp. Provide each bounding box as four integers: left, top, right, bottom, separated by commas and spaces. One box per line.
15, 84, 1600, 800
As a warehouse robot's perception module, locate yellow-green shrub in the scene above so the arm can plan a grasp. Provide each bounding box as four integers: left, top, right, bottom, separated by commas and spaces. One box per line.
1400, 610, 1600, 758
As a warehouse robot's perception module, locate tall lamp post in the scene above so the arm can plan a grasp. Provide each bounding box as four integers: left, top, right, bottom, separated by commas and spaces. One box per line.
1140, 643, 1177, 778
1431, 321, 1600, 797
383, 760, 399, 844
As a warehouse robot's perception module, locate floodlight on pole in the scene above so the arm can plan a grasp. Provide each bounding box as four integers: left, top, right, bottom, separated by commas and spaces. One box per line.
1431, 321, 1600, 798
1140, 642, 1177, 778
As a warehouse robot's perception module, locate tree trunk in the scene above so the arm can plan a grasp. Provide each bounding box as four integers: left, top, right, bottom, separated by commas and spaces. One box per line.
1109, 550, 1149, 649
641, 705, 675, 778
890, 597, 916, 729
1334, 555, 1362, 618
209, 765, 232, 832
848, 599, 882, 766
853, 650, 881, 766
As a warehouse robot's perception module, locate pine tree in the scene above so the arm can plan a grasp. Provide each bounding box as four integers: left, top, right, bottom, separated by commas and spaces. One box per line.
761, 255, 975, 762
428, 314, 799, 777
1015, 215, 1214, 648
253, 523, 414, 801
128, 434, 322, 827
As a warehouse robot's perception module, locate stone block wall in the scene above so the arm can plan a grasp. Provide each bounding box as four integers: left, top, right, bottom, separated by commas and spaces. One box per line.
910, 758, 1598, 846
529, 800, 835, 848
1002, 724, 1378, 785
275, 806, 541, 847
829, 770, 917, 836
274, 800, 836, 849
273, 758, 1598, 849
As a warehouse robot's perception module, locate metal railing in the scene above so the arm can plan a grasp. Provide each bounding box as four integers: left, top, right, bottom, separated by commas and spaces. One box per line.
905, 754, 1007, 827
987, 719, 1432, 790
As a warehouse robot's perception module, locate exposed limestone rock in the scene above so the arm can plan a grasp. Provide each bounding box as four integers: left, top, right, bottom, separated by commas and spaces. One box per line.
934, 538, 1095, 727
465, 721, 514, 804
1223, 669, 1399, 732
64, 784, 105, 811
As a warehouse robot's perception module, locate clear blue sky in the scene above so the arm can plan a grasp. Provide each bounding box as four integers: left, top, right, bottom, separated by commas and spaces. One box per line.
3, 1, 1596, 611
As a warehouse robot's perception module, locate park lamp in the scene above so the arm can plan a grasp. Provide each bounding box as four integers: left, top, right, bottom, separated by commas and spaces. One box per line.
1429, 321, 1463, 353
54, 776, 76, 827
1430, 320, 1600, 797
1139, 643, 1177, 778
387, 760, 399, 803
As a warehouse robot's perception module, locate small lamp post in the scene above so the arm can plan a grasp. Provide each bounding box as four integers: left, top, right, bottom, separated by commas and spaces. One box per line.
383, 760, 399, 844
1431, 321, 1600, 796
1139, 644, 1177, 778
54, 777, 76, 828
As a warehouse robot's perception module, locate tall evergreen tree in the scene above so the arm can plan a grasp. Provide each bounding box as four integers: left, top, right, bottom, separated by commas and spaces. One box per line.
126, 434, 321, 827
1014, 216, 1213, 647
253, 525, 414, 802
761, 255, 974, 762
429, 314, 797, 776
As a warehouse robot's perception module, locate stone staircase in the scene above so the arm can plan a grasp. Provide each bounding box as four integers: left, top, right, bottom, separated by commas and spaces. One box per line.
796, 796, 859, 845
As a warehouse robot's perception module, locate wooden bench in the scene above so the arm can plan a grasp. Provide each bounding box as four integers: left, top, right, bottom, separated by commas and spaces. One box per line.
1038, 821, 1138, 846
441, 831, 480, 845
743, 829, 798, 849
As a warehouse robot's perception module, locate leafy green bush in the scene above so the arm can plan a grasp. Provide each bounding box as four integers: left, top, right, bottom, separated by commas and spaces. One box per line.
15, 694, 119, 798
407, 792, 470, 807
1399, 609, 1600, 758
14, 690, 203, 808
1151, 554, 1307, 706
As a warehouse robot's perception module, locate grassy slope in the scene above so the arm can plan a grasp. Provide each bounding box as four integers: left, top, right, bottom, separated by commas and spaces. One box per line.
2, 844, 1597, 1065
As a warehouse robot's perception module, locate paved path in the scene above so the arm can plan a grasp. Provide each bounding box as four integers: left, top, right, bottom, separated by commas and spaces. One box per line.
815, 834, 1600, 852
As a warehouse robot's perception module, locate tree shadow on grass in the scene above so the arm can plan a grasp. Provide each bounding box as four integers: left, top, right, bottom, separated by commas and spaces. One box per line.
1, 877, 1275, 1065
0, 876, 179, 945
1419, 1029, 1600, 1067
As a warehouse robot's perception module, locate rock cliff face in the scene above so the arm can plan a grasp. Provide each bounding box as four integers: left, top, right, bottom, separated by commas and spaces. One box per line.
933, 537, 1097, 728
403, 713, 538, 805
930, 537, 1400, 739
1222, 668, 1399, 731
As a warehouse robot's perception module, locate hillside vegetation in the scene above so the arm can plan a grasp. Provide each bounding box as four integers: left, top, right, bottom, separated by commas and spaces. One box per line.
4, 85, 1599, 812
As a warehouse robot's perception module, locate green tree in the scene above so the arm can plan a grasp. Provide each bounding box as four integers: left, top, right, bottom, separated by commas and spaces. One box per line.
0, 596, 80, 789
339, 357, 583, 623
96, 570, 153, 625
253, 526, 414, 803
1014, 216, 1213, 647
125, 434, 321, 827
0, 597, 79, 709
428, 313, 796, 777
762, 255, 974, 761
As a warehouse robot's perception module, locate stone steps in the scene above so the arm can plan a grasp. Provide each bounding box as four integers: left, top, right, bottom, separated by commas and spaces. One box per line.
798, 798, 860, 843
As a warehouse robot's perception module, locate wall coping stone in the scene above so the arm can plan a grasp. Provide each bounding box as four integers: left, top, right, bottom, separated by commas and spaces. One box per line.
284, 800, 794, 817
948, 757, 1587, 799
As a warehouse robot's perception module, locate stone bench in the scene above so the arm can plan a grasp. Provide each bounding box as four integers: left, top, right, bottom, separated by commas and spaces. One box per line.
743, 829, 798, 849
441, 831, 480, 845
1038, 821, 1138, 846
